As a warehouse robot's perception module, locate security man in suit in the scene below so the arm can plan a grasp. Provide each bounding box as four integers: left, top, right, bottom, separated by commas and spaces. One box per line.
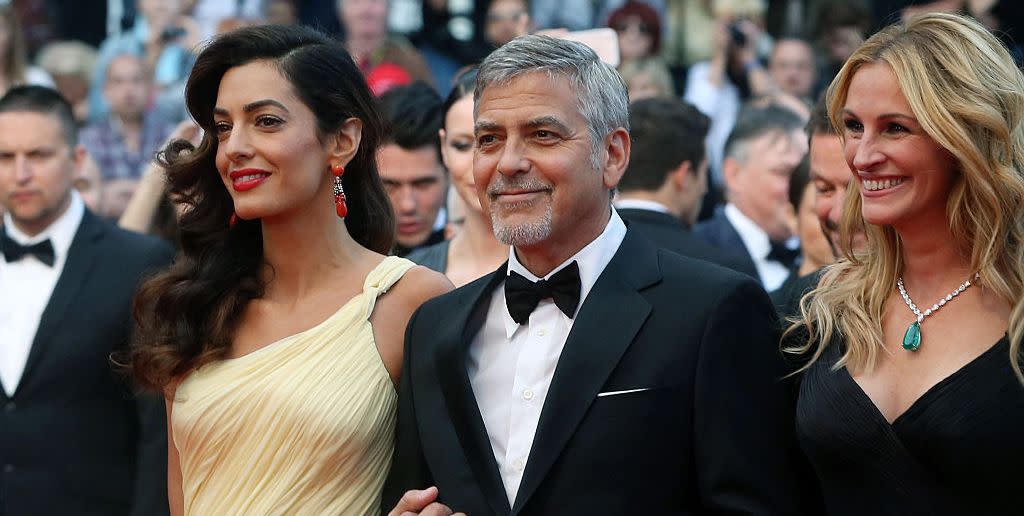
0, 85, 172, 515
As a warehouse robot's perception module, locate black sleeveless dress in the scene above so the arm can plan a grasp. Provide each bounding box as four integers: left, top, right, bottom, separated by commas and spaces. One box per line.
796, 336, 1024, 515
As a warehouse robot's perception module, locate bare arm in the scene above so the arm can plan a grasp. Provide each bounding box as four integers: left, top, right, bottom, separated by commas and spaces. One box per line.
119, 121, 199, 234
166, 389, 185, 516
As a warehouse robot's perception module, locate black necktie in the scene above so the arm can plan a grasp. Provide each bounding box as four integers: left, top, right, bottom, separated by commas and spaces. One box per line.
1, 230, 55, 267
767, 240, 799, 268
505, 261, 581, 325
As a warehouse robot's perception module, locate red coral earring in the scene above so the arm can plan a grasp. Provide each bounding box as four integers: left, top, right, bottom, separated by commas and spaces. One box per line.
331, 164, 347, 218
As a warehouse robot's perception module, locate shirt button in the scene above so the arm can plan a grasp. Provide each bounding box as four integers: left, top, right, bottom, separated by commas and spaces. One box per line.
523, 389, 534, 400
536, 328, 547, 337
3, 402, 14, 412
513, 459, 525, 471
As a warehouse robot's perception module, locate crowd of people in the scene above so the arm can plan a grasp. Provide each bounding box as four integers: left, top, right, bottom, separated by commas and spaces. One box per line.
1, 0, 1023, 514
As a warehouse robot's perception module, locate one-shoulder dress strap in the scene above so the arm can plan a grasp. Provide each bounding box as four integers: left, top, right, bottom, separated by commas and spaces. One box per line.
360, 256, 417, 319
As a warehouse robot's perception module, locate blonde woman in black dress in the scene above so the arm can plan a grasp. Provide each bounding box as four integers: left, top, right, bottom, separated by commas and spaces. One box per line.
787, 12, 1024, 515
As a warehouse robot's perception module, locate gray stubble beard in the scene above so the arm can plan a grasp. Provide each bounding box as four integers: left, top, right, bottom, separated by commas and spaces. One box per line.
491, 198, 553, 246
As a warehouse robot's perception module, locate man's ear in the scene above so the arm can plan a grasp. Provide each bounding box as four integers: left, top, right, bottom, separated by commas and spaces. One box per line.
602, 127, 630, 189
72, 144, 88, 173
328, 117, 363, 166
667, 160, 693, 192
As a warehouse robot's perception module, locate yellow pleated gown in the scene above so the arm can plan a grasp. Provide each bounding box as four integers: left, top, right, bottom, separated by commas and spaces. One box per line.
171, 256, 414, 515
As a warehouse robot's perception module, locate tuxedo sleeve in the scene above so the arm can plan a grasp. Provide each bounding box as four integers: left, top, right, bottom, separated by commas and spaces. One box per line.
692, 277, 817, 513
131, 394, 170, 516
130, 240, 175, 516
381, 305, 435, 514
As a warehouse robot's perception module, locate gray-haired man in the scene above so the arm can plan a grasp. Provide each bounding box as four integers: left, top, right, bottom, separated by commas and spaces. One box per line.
382, 35, 815, 516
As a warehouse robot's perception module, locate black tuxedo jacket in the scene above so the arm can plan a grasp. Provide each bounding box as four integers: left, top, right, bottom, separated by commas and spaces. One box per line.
617, 207, 755, 278
383, 229, 815, 514
0, 211, 173, 516
693, 206, 760, 280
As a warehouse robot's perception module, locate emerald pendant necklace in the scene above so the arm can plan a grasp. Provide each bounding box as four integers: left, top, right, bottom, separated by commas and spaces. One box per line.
896, 273, 978, 351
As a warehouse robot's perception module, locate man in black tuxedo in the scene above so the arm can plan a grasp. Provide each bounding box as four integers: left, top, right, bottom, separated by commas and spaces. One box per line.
616, 96, 756, 277
0, 86, 172, 515
383, 35, 814, 515
694, 105, 806, 293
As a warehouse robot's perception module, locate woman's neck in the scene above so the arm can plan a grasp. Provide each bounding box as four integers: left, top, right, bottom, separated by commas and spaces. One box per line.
259, 207, 365, 300
448, 208, 507, 286
896, 218, 972, 299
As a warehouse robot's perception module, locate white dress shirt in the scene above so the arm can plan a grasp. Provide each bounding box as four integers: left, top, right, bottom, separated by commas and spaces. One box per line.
613, 198, 672, 214
467, 209, 627, 505
723, 203, 790, 291
683, 61, 740, 185
0, 193, 85, 396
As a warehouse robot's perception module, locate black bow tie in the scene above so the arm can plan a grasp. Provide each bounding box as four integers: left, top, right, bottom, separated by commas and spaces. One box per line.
1, 230, 55, 267
505, 261, 581, 325
766, 239, 799, 267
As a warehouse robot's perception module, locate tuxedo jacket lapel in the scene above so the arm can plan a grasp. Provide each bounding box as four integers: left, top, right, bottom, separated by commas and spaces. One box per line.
435, 263, 512, 516
15, 211, 103, 398
512, 231, 660, 514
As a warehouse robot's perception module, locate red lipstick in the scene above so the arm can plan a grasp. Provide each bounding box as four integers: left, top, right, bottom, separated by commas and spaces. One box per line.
229, 168, 271, 192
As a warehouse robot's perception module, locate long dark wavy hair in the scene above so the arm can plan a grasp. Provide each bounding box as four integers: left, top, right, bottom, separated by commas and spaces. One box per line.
130, 24, 394, 392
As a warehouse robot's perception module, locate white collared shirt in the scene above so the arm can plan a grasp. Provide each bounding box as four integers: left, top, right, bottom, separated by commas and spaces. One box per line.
723, 203, 790, 291
467, 208, 627, 505
613, 198, 672, 214
0, 192, 85, 396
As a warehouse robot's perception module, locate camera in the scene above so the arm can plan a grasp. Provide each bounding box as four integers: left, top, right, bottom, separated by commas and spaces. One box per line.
728, 22, 747, 47
160, 26, 187, 43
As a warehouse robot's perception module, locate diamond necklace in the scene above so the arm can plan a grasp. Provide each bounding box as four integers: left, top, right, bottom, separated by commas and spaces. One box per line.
896, 273, 978, 351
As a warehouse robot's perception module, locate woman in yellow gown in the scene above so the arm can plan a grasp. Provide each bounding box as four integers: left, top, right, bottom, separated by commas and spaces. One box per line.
130, 24, 451, 515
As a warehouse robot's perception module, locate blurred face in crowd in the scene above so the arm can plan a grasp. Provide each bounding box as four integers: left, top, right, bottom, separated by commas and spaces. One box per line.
338, 0, 389, 42
474, 72, 627, 255
797, 180, 834, 270
104, 55, 149, 120
724, 129, 804, 241
841, 62, 957, 232
486, 0, 530, 48
379, 144, 446, 249
0, 110, 83, 236
824, 26, 864, 64
266, 0, 299, 26
614, 16, 654, 63
214, 60, 351, 223
769, 39, 816, 99
138, 0, 184, 32
440, 95, 480, 215
809, 131, 860, 255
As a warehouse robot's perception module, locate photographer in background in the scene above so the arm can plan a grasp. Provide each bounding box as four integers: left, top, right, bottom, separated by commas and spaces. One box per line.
87, 0, 198, 124
683, 1, 775, 190
684, 0, 777, 221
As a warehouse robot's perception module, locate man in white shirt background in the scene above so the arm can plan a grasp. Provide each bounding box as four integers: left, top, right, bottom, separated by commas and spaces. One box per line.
694, 104, 807, 292
384, 34, 815, 516
0, 85, 173, 515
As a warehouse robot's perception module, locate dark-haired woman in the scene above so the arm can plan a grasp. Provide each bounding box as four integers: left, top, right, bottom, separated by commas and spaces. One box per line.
406, 68, 508, 287
130, 25, 451, 515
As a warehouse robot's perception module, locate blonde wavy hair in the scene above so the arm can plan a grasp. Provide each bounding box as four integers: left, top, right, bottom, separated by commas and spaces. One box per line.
785, 12, 1024, 381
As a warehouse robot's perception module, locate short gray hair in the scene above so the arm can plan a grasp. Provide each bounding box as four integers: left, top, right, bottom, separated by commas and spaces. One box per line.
475, 35, 629, 169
